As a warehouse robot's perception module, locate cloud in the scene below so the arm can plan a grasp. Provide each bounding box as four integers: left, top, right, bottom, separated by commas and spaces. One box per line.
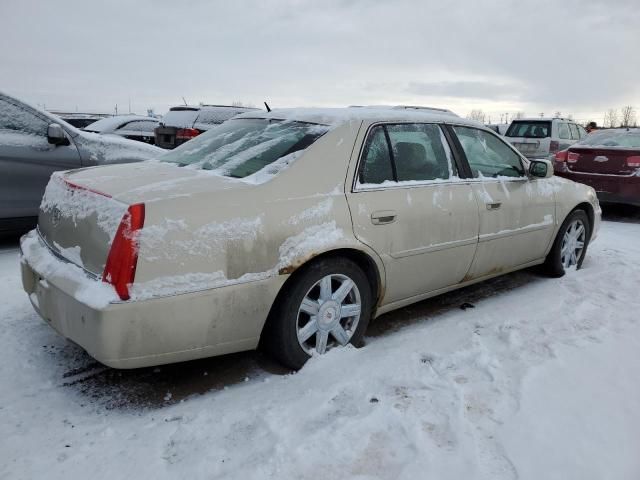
1, 0, 638, 123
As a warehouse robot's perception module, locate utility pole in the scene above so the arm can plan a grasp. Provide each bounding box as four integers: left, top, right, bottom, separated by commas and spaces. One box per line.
539, 112, 544, 118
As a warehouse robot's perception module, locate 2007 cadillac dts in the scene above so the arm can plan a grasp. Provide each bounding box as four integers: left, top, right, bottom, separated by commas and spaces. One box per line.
20, 107, 601, 369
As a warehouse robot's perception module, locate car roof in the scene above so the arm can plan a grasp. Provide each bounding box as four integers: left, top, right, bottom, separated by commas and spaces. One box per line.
169, 105, 260, 112
234, 107, 481, 127
83, 115, 159, 132
511, 117, 572, 122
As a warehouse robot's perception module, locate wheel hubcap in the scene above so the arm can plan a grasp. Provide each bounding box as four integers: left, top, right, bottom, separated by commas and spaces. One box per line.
561, 219, 586, 269
296, 274, 362, 355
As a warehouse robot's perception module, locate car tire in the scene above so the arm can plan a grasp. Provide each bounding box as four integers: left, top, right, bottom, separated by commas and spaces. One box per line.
263, 257, 373, 370
542, 209, 591, 277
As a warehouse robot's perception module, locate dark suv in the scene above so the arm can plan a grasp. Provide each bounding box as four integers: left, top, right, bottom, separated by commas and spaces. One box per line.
154, 105, 260, 149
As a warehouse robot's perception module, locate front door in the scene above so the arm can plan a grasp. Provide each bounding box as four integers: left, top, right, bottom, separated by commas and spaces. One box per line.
451, 125, 556, 279
347, 122, 479, 305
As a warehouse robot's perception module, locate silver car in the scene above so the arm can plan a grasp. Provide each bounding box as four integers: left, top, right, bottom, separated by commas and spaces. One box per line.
83, 115, 160, 145
0, 92, 162, 233
20, 107, 601, 370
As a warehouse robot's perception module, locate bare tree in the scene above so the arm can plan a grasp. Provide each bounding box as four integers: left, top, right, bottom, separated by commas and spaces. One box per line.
467, 109, 486, 123
603, 109, 619, 128
620, 106, 636, 127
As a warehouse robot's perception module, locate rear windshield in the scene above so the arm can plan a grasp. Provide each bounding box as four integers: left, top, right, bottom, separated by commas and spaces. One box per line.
506, 121, 551, 138
576, 129, 640, 148
160, 118, 329, 179
161, 108, 200, 128
195, 107, 257, 126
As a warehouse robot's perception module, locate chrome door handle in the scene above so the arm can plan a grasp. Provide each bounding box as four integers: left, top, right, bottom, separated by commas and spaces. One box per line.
486, 202, 502, 210
371, 210, 397, 225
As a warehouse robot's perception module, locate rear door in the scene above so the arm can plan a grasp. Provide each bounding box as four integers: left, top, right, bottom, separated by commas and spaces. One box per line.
347, 122, 479, 305
451, 125, 556, 278
0, 97, 81, 219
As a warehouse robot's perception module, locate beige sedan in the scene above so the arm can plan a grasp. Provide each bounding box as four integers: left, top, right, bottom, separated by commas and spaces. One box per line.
20, 107, 601, 369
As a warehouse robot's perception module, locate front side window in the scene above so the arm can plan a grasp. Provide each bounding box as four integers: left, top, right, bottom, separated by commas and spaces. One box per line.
160, 118, 329, 179
0, 98, 48, 136
358, 123, 454, 185
558, 122, 571, 139
454, 126, 525, 178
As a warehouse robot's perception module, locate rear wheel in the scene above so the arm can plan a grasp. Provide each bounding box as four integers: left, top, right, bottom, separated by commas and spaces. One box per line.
263, 257, 373, 370
542, 209, 590, 277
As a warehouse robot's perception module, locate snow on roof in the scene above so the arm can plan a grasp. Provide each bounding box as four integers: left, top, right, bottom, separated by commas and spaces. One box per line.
235, 107, 481, 127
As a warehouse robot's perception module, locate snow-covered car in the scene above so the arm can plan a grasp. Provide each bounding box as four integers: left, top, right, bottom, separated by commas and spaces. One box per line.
0, 92, 163, 233
20, 107, 601, 370
154, 104, 260, 149
83, 115, 160, 145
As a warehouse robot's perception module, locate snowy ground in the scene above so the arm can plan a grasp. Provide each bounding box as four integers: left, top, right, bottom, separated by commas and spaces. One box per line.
1, 207, 640, 479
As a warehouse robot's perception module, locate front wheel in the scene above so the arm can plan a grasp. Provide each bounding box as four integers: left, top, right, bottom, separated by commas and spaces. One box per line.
263, 257, 373, 370
542, 209, 591, 277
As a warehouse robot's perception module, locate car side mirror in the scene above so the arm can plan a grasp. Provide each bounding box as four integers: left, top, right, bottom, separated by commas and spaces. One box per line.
529, 159, 553, 178
47, 124, 69, 146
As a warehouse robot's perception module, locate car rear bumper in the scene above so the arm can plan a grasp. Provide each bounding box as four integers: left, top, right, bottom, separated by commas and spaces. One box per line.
554, 164, 640, 207
20, 231, 286, 369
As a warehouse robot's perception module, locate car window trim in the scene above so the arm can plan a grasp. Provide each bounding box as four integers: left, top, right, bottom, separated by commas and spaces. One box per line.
446, 123, 529, 180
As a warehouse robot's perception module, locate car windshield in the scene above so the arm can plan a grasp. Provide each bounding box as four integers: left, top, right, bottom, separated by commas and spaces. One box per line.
160, 118, 329, 178
506, 121, 551, 138
576, 129, 640, 148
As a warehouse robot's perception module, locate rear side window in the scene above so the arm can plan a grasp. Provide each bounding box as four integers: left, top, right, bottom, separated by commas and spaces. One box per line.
358, 123, 455, 185
576, 124, 587, 139
359, 126, 394, 184
558, 123, 571, 139
454, 126, 525, 178
568, 123, 579, 140
506, 121, 551, 138
0, 98, 48, 136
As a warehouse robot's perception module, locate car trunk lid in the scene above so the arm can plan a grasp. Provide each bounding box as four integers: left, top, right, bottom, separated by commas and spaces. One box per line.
37, 162, 249, 278
566, 147, 639, 175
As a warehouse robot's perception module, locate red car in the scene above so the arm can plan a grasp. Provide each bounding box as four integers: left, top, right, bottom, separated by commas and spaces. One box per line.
553, 128, 640, 206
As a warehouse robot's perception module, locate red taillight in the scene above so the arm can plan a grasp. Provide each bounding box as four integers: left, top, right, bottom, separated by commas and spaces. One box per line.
549, 140, 560, 153
567, 152, 580, 163
176, 128, 200, 140
627, 155, 640, 168
554, 150, 568, 162
102, 203, 145, 300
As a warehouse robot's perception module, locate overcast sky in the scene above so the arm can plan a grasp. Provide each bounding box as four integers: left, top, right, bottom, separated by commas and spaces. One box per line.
2, 0, 638, 124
